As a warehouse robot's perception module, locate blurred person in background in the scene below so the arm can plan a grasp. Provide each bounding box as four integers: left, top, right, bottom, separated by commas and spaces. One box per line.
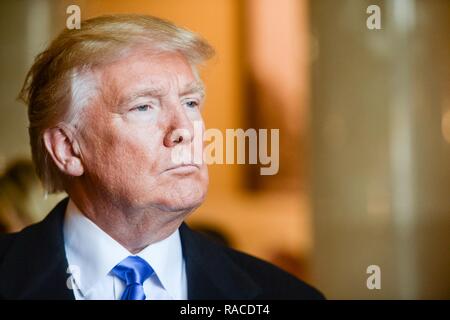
0, 159, 48, 233
0, 14, 323, 300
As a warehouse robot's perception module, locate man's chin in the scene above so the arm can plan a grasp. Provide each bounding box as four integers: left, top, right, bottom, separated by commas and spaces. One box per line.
150, 193, 207, 213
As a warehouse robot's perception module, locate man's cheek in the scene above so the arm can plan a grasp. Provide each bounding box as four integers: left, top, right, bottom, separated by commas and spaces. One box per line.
119, 143, 159, 174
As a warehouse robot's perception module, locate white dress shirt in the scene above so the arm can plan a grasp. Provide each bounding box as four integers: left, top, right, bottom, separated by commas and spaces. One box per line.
63, 199, 188, 300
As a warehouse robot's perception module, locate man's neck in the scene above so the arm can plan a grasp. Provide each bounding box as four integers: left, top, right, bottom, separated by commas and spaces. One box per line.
66, 186, 189, 254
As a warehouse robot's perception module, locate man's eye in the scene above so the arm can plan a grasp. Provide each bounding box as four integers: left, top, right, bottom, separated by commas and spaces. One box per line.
185, 100, 199, 108
132, 105, 152, 112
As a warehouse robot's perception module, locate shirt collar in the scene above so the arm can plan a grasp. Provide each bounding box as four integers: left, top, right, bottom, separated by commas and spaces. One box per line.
63, 199, 184, 299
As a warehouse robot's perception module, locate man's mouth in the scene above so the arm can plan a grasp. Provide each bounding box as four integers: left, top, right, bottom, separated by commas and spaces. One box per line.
164, 164, 200, 174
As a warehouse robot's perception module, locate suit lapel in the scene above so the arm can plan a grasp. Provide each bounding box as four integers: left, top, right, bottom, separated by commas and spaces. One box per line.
179, 223, 262, 299
0, 198, 74, 300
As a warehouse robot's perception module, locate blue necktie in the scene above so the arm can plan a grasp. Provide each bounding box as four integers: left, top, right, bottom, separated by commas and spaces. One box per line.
111, 256, 154, 300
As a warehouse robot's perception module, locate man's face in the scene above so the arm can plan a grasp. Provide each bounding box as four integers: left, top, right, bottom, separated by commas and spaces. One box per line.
77, 50, 208, 212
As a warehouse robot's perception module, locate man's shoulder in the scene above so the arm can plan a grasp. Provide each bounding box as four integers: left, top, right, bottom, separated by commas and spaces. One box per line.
0, 221, 45, 266
0, 232, 17, 264
223, 244, 325, 300
228, 248, 324, 299
0, 199, 67, 272
186, 227, 325, 300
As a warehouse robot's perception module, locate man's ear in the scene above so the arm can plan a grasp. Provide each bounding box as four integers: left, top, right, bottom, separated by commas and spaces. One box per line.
43, 125, 84, 177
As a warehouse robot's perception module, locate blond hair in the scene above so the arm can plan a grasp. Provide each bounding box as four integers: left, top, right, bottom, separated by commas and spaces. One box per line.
18, 14, 214, 193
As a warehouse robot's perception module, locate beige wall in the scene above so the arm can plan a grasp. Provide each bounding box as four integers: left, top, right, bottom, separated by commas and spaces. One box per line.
0, 1, 30, 167
311, 0, 450, 299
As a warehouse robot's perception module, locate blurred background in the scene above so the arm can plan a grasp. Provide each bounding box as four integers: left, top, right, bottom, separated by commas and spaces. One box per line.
0, 0, 448, 299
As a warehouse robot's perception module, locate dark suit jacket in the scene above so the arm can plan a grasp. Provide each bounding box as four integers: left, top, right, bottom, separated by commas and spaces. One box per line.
0, 198, 324, 300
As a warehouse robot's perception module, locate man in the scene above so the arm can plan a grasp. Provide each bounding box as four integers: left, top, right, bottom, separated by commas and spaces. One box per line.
0, 14, 323, 300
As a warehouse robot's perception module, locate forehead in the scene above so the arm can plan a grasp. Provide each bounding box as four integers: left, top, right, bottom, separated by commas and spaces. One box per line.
98, 50, 199, 99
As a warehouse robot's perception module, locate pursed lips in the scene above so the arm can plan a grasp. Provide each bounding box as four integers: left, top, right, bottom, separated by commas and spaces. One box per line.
163, 163, 200, 173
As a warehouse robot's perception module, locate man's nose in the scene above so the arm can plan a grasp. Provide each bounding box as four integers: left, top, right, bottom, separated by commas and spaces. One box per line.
163, 108, 195, 148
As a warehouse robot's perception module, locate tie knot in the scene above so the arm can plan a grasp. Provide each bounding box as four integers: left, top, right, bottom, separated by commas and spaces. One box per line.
111, 256, 154, 286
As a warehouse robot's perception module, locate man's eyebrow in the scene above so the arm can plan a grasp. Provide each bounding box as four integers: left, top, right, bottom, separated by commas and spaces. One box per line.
180, 82, 205, 97
118, 82, 205, 107
119, 87, 166, 106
